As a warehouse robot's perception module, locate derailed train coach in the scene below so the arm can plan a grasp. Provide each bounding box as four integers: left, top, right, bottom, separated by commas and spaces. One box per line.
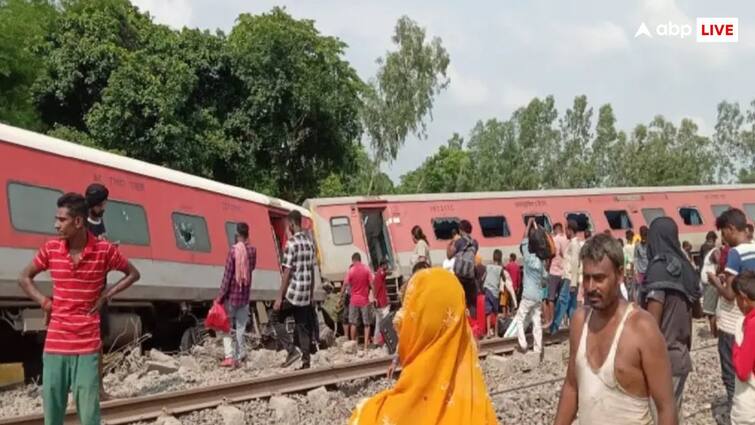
305, 185, 755, 292
0, 123, 321, 358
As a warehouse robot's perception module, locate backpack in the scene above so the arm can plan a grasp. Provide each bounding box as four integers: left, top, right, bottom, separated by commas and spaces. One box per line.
529, 228, 553, 260
453, 236, 477, 279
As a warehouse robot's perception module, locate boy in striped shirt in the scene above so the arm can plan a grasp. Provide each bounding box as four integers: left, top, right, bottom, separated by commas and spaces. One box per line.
18, 193, 140, 425
710, 208, 755, 410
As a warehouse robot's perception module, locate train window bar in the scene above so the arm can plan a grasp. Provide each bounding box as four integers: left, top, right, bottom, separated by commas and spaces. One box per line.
711, 204, 732, 219
478, 216, 511, 238
678, 206, 704, 226
330, 216, 353, 246
641, 208, 666, 226
431, 217, 460, 240
604, 210, 633, 230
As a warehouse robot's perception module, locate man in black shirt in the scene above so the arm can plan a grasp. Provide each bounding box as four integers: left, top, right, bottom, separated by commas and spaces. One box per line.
85, 183, 110, 399
85, 183, 109, 239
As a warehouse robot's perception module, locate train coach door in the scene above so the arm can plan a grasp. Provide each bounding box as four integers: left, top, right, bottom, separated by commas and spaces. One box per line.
358, 207, 396, 271
269, 213, 287, 265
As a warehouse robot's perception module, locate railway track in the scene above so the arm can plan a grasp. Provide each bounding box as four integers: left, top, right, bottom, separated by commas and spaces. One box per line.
0, 331, 569, 425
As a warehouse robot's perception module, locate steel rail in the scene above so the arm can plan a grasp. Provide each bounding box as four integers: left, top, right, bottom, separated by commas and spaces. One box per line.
0, 331, 569, 425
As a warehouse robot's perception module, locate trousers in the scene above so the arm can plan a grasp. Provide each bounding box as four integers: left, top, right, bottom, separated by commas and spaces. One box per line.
222, 303, 250, 361
43, 353, 100, 425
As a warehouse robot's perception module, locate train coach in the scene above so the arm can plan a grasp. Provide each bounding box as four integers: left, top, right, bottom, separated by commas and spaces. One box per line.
0, 123, 320, 357
305, 185, 755, 287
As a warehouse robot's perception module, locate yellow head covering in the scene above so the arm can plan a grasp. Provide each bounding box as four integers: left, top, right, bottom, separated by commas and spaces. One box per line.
475, 253, 483, 266
349, 268, 498, 425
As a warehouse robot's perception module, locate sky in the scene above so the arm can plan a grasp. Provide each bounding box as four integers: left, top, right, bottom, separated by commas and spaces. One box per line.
130, 0, 754, 182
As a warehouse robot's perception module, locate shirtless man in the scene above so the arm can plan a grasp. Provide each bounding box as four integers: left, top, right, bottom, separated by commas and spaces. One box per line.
554, 234, 677, 425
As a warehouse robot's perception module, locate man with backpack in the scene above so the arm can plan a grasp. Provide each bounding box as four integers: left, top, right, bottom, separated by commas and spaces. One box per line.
513, 218, 548, 357
447, 220, 479, 316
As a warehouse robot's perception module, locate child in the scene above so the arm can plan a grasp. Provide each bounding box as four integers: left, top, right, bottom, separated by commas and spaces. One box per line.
732, 270, 755, 424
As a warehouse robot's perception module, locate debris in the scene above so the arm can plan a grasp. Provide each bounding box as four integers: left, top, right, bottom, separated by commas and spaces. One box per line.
146, 361, 179, 375
307, 386, 331, 410
341, 340, 358, 354
178, 356, 200, 372
216, 404, 244, 425
154, 414, 182, 425
269, 395, 299, 423
149, 349, 175, 364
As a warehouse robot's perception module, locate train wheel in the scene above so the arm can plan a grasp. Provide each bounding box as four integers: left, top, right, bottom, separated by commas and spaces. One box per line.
179, 325, 207, 352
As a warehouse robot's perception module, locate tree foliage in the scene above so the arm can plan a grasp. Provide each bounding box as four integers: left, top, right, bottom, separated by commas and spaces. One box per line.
0, 0, 752, 204
361, 16, 450, 193
0, 0, 58, 129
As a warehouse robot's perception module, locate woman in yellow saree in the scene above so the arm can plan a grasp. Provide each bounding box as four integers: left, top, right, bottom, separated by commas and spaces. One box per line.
349, 268, 499, 425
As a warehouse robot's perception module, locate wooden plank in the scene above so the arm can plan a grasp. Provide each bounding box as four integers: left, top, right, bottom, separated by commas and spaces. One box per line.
0, 363, 24, 389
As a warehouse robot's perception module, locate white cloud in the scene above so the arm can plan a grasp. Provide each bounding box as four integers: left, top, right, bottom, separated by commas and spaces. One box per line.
131, 0, 193, 29
447, 65, 489, 106
571, 21, 630, 55
500, 82, 537, 112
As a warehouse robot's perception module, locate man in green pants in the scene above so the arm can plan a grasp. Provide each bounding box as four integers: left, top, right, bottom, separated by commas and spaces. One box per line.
18, 193, 140, 424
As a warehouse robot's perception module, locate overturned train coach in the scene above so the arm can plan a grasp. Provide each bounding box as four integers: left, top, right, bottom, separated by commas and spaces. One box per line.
0, 123, 321, 360
304, 185, 755, 290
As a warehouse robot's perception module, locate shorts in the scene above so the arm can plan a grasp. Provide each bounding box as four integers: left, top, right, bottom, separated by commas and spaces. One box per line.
547, 275, 564, 302
703, 283, 719, 316
348, 304, 374, 326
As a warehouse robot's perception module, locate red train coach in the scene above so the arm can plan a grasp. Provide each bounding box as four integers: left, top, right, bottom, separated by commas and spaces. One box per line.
0, 123, 316, 352
305, 186, 755, 285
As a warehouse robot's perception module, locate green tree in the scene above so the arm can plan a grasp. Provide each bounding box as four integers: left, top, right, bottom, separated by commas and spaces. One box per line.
0, 0, 58, 129
510, 96, 559, 189
555, 95, 593, 188
32, 0, 154, 130
589, 104, 625, 187
398, 136, 473, 194
361, 16, 450, 193
226, 8, 364, 202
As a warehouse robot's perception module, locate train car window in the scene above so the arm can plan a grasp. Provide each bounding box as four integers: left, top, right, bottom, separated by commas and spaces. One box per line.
330, 217, 352, 246
171, 212, 211, 252
432, 217, 460, 240
478, 216, 511, 238
744, 203, 755, 222
641, 208, 666, 225
565, 212, 593, 232
224, 221, 239, 247
678, 207, 703, 226
103, 200, 150, 245
522, 214, 552, 233
604, 210, 633, 230
7, 182, 62, 235
711, 204, 732, 219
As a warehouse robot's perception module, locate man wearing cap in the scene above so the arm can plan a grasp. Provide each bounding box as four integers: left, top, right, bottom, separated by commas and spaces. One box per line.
85, 183, 111, 399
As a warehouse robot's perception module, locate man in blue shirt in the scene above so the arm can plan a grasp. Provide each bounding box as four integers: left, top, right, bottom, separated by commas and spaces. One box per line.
514, 218, 547, 356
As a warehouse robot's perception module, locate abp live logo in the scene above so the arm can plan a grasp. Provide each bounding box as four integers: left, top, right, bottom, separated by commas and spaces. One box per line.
696, 18, 738, 43
635, 17, 738, 43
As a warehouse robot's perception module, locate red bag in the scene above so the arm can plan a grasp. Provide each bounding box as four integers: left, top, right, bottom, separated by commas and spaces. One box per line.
205, 301, 230, 333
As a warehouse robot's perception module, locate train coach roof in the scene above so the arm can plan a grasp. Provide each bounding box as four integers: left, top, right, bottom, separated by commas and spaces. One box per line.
0, 123, 309, 215
303, 183, 755, 207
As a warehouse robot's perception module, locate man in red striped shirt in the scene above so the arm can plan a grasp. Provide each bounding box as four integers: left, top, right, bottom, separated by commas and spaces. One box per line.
18, 193, 140, 425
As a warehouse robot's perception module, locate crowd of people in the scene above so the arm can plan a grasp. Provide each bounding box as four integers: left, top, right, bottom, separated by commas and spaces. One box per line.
14, 181, 755, 425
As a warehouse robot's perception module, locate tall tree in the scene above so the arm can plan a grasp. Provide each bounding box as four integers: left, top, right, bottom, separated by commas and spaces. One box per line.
225, 8, 364, 202
0, 0, 58, 129
32, 0, 154, 130
555, 95, 593, 188
511, 96, 559, 189
361, 16, 450, 193
589, 104, 624, 187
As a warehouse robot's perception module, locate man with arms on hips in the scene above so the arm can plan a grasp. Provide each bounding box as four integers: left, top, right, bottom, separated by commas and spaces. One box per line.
18, 193, 140, 425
